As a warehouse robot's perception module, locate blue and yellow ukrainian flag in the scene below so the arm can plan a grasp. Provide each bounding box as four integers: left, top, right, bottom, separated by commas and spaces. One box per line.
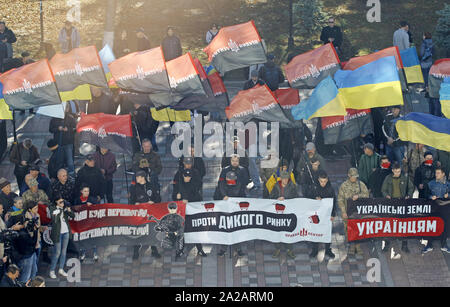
0, 82, 12, 120
400, 47, 424, 84
99, 44, 116, 83
291, 76, 346, 120
395, 112, 450, 152
440, 82, 450, 119
334, 56, 403, 109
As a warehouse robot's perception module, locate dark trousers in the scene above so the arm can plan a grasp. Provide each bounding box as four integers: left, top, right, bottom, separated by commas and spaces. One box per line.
105, 179, 114, 203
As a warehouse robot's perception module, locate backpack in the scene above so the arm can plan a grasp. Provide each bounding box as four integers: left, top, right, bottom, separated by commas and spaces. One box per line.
260, 65, 281, 91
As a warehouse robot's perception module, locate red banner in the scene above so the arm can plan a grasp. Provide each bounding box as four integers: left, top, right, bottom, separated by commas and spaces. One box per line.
347, 217, 445, 241
274, 88, 300, 109
226, 84, 278, 119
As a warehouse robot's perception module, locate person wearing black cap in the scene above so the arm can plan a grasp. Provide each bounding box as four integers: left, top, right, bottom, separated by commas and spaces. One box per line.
257, 54, 284, 92
243, 69, 265, 90
161, 26, 182, 61
178, 146, 206, 181
215, 155, 252, 200
0, 178, 18, 213
9, 138, 40, 189
75, 155, 106, 203
46, 139, 65, 181
20, 165, 51, 196
414, 151, 436, 199
382, 105, 406, 166
357, 143, 380, 186
172, 157, 201, 201
155, 202, 185, 260
135, 27, 151, 52
129, 170, 161, 260
58, 20, 80, 53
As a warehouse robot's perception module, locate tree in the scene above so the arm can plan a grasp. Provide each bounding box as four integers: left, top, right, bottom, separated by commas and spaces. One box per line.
434, 3, 450, 57
292, 0, 328, 50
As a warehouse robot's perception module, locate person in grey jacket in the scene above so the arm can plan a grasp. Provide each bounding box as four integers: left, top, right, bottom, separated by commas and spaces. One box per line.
420, 32, 434, 88
58, 21, 80, 53
393, 21, 410, 51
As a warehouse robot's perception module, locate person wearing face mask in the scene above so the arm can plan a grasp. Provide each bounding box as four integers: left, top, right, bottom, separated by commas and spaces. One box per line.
381, 162, 414, 255
368, 156, 392, 198
414, 152, 436, 199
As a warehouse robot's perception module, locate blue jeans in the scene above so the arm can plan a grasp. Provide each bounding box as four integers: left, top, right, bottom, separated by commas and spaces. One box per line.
385, 145, 405, 166
62, 144, 75, 176
50, 232, 70, 272
18, 253, 37, 283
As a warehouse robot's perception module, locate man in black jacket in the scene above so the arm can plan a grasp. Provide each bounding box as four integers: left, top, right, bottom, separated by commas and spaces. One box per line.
172, 157, 201, 201
75, 155, 105, 203
0, 264, 21, 287
308, 171, 336, 259
135, 28, 151, 52
320, 17, 342, 53
162, 27, 182, 61
368, 156, 392, 198
216, 155, 252, 200
243, 70, 265, 90
214, 171, 245, 257
129, 171, 161, 260
414, 152, 436, 199
300, 157, 323, 198
0, 178, 18, 213
0, 21, 17, 59
178, 147, 206, 180
258, 54, 284, 92
49, 108, 77, 177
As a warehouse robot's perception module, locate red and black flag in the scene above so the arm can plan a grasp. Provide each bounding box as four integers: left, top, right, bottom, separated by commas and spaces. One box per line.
285, 43, 340, 89
76, 113, 133, 155
226, 84, 291, 124
108, 47, 170, 94
0, 59, 61, 110
204, 21, 267, 74
428, 59, 450, 99
49, 46, 108, 92
274, 88, 302, 128
321, 109, 373, 145
118, 89, 154, 107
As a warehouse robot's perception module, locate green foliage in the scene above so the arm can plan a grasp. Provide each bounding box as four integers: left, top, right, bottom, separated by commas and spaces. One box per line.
292, 0, 328, 49
434, 3, 450, 56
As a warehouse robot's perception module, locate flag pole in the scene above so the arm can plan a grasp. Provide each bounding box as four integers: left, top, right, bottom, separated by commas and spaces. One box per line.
123, 153, 129, 198
12, 110, 17, 144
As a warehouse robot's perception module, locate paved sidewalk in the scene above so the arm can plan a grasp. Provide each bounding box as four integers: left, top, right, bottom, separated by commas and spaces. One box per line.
1, 101, 449, 287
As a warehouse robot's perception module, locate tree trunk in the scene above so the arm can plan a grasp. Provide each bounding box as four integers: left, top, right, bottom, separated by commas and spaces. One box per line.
103, 0, 117, 49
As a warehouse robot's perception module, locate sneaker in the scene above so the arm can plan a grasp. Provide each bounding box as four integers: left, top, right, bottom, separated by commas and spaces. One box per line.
49, 271, 57, 279
218, 250, 226, 257
382, 241, 390, 252
440, 246, 450, 254
175, 251, 185, 260
325, 249, 335, 259
272, 249, 281, 259
79, 253, 86, 263
287, 250, 296, 260
93, 253, 99, 262
421, 246, 433, 254
309, 249, 318, 258
197, 250, 207, 257
58, 269, 68, 277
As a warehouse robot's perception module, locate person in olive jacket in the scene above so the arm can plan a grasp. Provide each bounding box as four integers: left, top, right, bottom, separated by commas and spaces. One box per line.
48, 195, 74, 279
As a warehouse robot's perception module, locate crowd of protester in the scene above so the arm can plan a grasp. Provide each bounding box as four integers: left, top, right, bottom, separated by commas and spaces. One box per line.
0, 16, 449, 288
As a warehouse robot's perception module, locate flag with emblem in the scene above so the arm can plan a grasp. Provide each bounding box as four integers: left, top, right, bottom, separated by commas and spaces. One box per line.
76, 113, 133, 155
203, 21, 267, 74
322, 109, 374, 144
0, 81, 13, 120
108, 47, 170, 94
49, 46, 108, 93
0, 59, 61, 110
226, 84, 291, 124
285, 43, 340, 89
429, 59, 450, 99
274, 88, 302, 128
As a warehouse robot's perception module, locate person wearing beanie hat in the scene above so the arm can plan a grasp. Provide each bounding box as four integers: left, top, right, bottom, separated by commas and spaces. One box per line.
161, 25, 182, 61
46, 139, 65, 181
296, 142, 327, 183
358, 143, 380, 186
0, 178, 18, 213
172, 153, 201, 202
414, 151, 436, 199
338, 167, 369, 255
243, 68, 265, 90
258, 52, 285, 91
22, 175, 50, 207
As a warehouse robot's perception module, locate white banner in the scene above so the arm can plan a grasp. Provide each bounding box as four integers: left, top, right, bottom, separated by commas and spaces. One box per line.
184, 198, 333, 245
